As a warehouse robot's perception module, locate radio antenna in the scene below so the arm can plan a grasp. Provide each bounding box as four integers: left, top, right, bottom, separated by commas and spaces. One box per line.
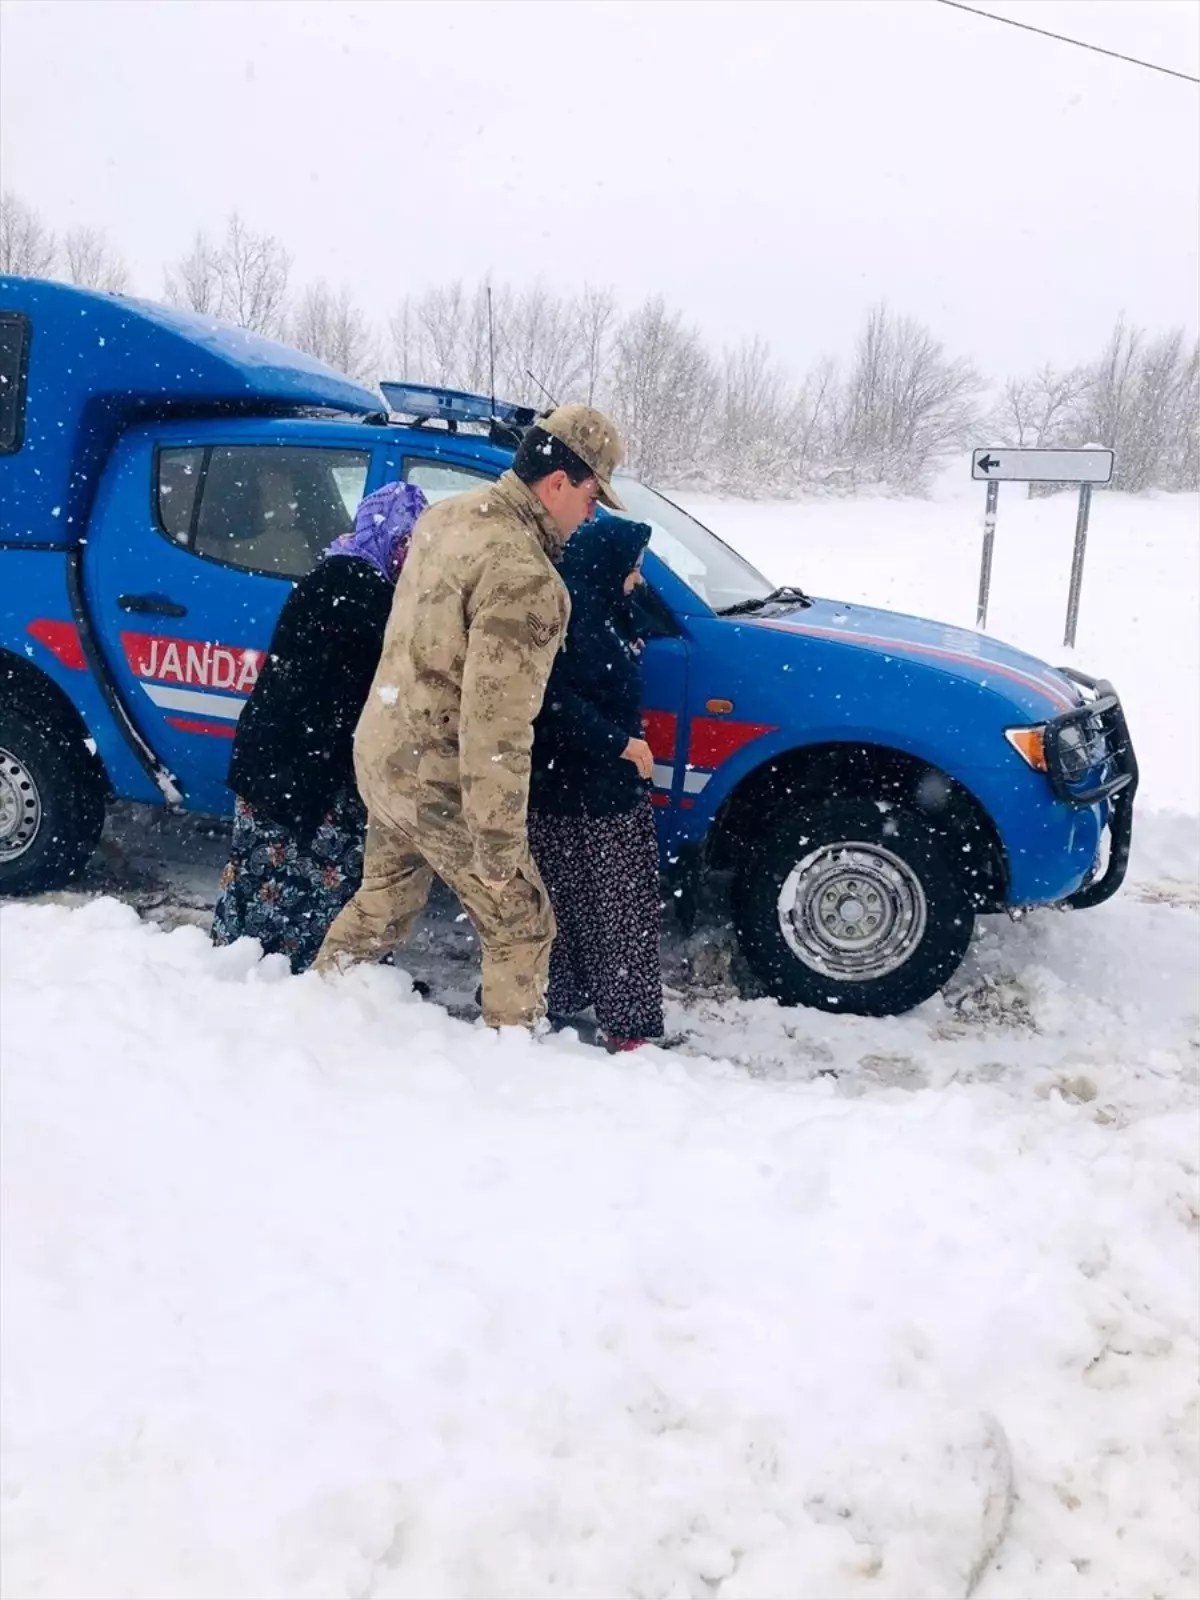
487, 285, 497, 419
525, 368, 559, 411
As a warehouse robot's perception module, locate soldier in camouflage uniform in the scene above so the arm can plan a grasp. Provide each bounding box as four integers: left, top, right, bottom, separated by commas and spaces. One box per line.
314, 405, 626, 1028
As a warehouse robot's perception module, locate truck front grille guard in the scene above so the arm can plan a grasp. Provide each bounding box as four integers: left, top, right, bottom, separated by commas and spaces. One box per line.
1052, 669, 1139, 911
1044, 670, 1137, 808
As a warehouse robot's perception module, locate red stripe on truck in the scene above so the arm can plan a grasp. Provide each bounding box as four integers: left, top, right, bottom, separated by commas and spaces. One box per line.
165, 716, 237, 740
26, 619, 87, 671
687, 717, 776, 769
642, 709, 678, 760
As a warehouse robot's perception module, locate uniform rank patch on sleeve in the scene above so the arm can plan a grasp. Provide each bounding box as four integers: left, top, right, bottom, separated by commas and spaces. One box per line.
527, 613, 559, 649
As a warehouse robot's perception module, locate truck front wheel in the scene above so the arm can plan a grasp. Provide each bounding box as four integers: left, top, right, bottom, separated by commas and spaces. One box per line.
0, 709, 106, 896
733, 798, 975, 1016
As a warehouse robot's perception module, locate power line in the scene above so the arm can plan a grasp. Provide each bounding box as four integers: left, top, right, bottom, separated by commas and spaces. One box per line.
934, 0, 1200, 84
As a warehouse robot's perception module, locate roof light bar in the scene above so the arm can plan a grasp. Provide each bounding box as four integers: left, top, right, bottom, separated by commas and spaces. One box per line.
379, 382, 539, 430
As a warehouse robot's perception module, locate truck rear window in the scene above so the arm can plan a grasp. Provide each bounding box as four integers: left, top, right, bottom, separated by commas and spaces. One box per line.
156, 444, 370, 579
0, 311, 31, 455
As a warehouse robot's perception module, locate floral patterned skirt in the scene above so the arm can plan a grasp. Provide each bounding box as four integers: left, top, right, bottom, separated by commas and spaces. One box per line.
211, 789, 366, 973
528, 798, 664, 1042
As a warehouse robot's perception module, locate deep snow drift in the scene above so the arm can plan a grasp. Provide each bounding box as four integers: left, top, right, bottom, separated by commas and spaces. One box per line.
2, 488, 1197, 1600
2, 871, 1197, 1600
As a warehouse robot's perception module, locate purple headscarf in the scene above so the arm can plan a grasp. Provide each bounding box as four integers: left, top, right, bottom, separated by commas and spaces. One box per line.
323, 480, 429, 584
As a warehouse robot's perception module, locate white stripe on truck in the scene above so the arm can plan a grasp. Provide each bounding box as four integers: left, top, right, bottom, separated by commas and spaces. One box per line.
140, 683, 246, 721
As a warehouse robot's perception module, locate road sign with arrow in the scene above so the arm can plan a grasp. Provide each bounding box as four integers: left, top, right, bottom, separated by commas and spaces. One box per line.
971, 447, 1114, 484
969, 446, 1116, 648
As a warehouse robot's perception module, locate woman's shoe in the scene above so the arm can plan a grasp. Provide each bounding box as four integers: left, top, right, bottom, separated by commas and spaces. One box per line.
604, 1032, 685, 1053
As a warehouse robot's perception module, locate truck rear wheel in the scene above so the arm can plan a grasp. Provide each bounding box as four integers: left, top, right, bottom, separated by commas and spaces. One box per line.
0, 708, 106, 896
733, 797, 975, 1016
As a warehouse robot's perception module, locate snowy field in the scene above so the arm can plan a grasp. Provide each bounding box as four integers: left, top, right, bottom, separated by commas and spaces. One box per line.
2, 488, 1198, 1600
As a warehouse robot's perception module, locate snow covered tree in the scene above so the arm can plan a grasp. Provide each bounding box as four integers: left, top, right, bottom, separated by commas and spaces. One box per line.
1087, 323, 1197, 492
388, 280, 613, 412
495, 283, 588, 409
988, 363, 1091, 497
788, 357, 840, 487
62, 226, 131, 294
1162, 338, 1199, 491
0, 192, 56, 277
712, 338, 796, 494
992, 364, 1090, 451
214, 214, 291, 338
835, 304, 982, 491
291, 281, 376, 381
165, 213, 291, 337
388, 282, 491, 393
606, 296, 717, 484
576, 285, 617, 408
164, 230, 222, 315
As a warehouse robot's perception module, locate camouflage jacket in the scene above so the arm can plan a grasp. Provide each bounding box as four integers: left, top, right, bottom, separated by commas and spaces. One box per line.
353, 470, 570, 882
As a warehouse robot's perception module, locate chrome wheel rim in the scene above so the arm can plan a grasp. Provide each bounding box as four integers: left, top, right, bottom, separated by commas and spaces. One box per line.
0, 747, 42, 864
777, 840, 928, 982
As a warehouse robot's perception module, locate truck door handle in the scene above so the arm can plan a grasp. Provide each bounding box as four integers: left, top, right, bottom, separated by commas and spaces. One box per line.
118, 593, 188, 618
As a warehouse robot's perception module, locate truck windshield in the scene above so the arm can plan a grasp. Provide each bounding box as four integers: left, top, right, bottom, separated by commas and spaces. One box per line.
613, 478, 775, 613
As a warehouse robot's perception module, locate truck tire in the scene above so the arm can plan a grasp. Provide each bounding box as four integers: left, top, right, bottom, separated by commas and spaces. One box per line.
0, 708, 107, 896
733, 797, 975, 1016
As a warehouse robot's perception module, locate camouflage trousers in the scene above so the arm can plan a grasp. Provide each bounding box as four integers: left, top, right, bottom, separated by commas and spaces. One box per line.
314, 811, 556, 1029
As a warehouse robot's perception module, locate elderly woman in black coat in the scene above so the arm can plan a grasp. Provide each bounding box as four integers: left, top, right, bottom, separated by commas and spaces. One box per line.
528, 509, 664, 1050
211, 481, 427, 972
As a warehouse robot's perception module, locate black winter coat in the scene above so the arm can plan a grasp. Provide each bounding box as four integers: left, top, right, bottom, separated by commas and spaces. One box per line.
227, 556, 393, 839
530, 512, 653, 818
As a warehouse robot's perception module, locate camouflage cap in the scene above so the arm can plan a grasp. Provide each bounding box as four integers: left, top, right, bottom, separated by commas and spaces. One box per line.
538, 405, 626, 512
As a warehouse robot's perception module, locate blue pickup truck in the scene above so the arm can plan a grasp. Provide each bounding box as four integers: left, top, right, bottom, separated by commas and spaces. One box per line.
1, 277, 1138, 1015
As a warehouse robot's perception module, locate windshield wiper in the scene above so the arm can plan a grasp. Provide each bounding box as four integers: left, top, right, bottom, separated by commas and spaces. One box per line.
718, 585, 812, 617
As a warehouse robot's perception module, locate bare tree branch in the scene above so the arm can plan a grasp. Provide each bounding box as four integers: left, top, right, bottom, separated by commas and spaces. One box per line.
164, 230, 222, 315
62, 226, 131, 293
835, 304, 982, 490
577, 285, 617, 407
0, 191, 56, 277
291, 281, 377, 381
220, 214, 291, 337
164, 213, 290, 336
607, 297, 718, 484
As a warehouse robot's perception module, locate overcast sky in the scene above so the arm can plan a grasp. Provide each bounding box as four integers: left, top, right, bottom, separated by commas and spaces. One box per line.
2, 0, 1197, 380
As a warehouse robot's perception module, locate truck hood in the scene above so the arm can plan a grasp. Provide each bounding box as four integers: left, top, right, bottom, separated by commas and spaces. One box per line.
738, 597, 1082, 720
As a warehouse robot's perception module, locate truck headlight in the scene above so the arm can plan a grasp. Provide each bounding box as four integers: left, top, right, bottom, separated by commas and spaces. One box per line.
1005, 725, 1048, 772
1054, 719, 1107, 781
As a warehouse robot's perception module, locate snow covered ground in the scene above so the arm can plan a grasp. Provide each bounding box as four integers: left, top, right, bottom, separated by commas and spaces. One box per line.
2, 489, 1197, 1600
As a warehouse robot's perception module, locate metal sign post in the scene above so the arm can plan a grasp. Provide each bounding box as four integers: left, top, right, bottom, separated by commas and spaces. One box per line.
1064, 482, 1093, 649
969, 447, 1115, 641
976, 478, 999, 629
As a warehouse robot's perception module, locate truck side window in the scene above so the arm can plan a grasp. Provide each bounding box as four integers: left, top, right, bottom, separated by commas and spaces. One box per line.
157, 447, 204, 543
0, 311, 32, 455
157, 445, 370, 579
404, 458, 491, 504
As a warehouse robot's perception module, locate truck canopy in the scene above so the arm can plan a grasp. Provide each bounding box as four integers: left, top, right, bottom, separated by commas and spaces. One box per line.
0, 277, 381, 546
